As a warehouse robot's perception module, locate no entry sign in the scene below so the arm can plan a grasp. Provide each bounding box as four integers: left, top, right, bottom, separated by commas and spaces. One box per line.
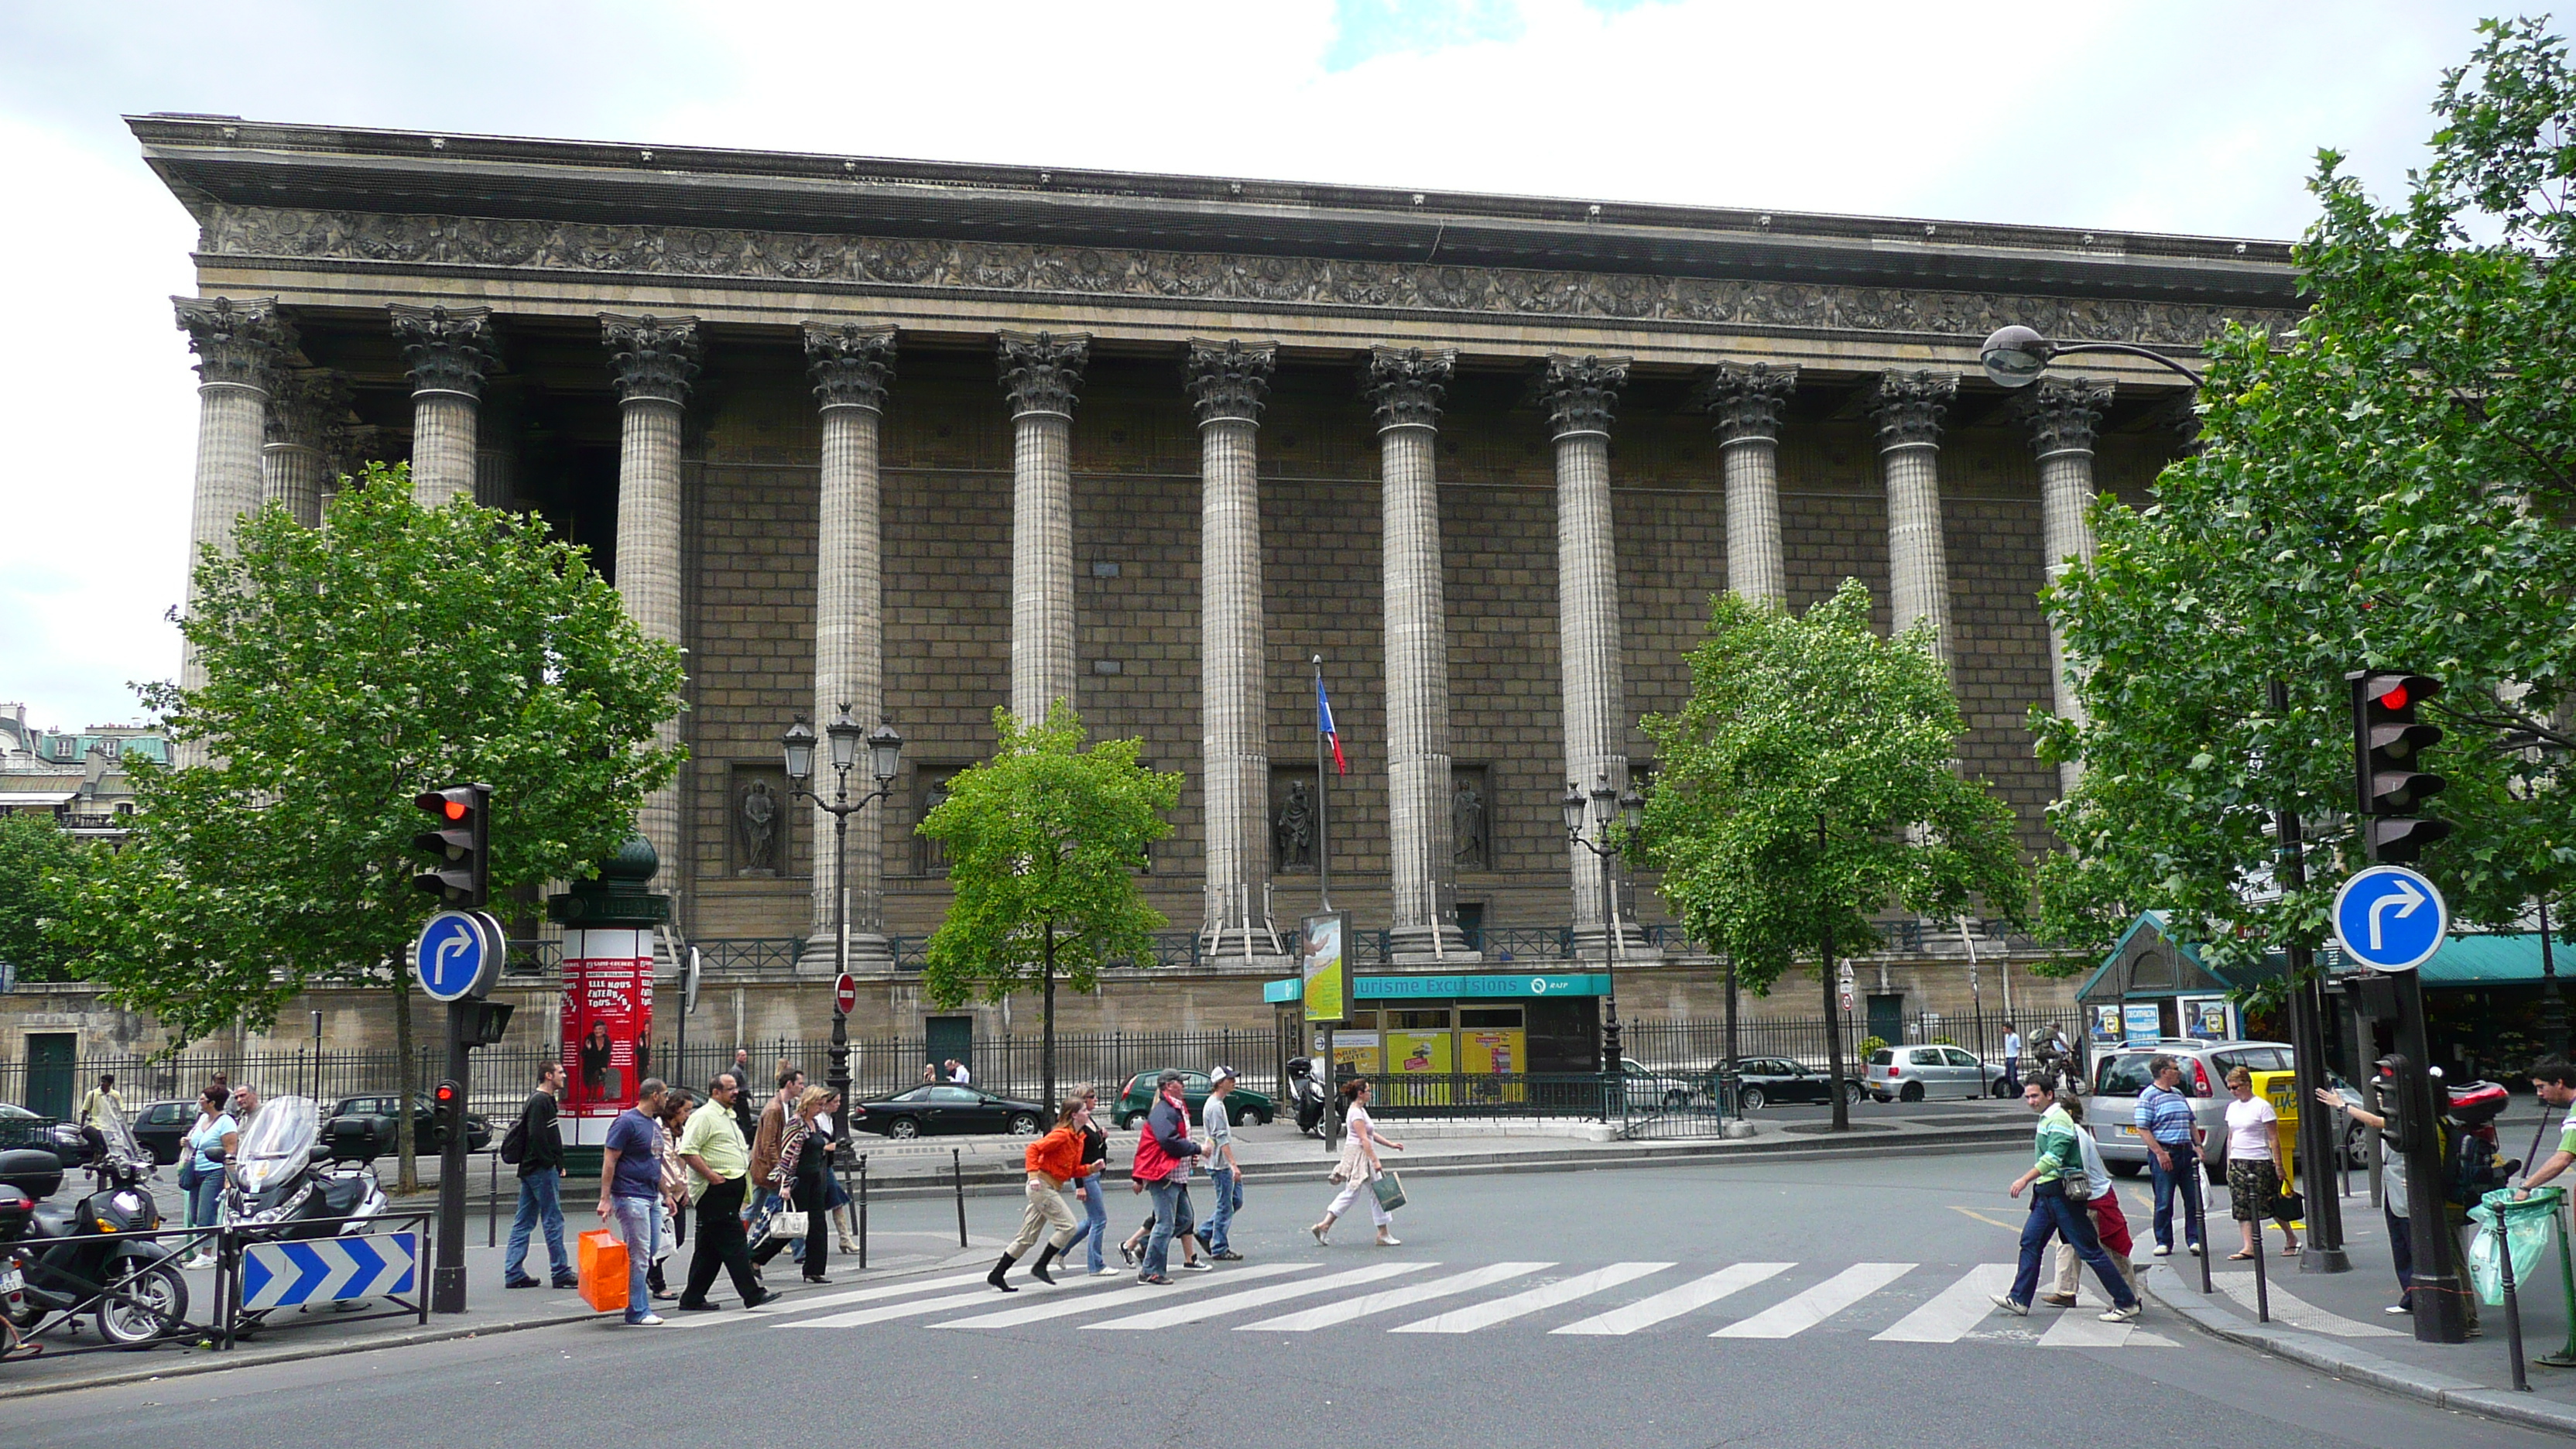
835, 972, 858, 1016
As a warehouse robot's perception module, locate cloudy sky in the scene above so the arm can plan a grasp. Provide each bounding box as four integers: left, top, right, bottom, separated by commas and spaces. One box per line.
0, 0, 2501, 731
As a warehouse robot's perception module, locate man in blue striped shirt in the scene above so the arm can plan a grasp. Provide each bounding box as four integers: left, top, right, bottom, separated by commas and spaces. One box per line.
2134, 1054, 2204, 1257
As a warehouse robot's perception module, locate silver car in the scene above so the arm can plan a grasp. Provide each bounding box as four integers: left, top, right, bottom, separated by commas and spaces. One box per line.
2085, 1040, 2365, 1182
1864, 1044, 2011, 1102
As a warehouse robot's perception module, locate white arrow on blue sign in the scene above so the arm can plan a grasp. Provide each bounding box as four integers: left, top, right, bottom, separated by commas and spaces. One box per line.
240, 1231, 418, 1310
413, 909, 502, 1002
2330, 864, 2450, 972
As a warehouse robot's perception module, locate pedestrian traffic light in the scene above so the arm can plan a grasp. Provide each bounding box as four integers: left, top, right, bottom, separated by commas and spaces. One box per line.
411, 783, 492, 908
2348, 672, 2452, 862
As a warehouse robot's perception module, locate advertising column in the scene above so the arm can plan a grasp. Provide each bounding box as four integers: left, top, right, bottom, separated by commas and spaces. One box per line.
561, 927, 656, 1144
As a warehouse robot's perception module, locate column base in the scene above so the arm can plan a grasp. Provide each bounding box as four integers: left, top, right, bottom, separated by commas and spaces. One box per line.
1387, 923, 1480, 965
795, 933, 892, 976
1567, 922, 1661, 965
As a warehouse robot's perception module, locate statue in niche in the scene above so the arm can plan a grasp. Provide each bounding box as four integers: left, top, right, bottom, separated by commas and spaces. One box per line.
1273, 779, 1314, 872
918, 774, 953, 874
1452, 774, 1488, 870
737, 778, 779, 875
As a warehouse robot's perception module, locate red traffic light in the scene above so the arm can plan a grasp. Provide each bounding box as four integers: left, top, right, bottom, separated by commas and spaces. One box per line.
432, 1081, 458, 1105
2377, 682, 2408, 711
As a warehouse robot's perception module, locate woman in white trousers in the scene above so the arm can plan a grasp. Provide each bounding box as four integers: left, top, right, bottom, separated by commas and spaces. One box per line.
1310, 1077, 1406, 1246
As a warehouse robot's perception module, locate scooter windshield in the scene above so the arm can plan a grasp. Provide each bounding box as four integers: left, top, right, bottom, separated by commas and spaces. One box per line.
233, 1095, 320, 1194
91, 1098, 149, 1167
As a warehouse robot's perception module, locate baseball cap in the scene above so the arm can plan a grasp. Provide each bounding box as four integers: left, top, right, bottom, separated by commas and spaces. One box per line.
1156, 1069, 1187, 1088
1211, 1065, 1238, 1084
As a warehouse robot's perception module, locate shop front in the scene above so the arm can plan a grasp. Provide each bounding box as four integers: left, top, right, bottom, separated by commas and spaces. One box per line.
2076, 913, 2259, 1051
1265, 971, 1610, 1098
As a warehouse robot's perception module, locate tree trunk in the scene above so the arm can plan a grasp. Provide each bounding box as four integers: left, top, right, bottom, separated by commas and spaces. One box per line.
1041, 923, 1057, 1127
392, 970, 419, 1192
1822, 923, 1848, 1132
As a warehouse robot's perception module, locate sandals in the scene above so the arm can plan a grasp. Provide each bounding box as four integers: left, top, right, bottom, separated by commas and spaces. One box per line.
2226, 1250, 2256, 1261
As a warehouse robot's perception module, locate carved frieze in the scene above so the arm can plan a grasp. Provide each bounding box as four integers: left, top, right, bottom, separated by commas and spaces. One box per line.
173, 295, 289, 392
1363, 346, 1454, 431
804, 321, 897, 413
1536, 354, 1629, 439
1694, 361, 1799, 444
997, 331, 1088, 417
1184, 338, 1276, 425
388, 302, 498, 399
2013, 375, 2115, 458
1869, 370, 1959, 450
200, 203, 2298, 348
601, 313, 701, 405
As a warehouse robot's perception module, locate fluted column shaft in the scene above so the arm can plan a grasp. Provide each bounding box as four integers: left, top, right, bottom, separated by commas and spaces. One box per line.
999, 333, 1089, 725
1542, 355, 1631, 948
1872, 371, 1960, 670
173, 298, 285, 742
603, 314, 701, 875
392, 304, 497, 508
411, 395, 478, 505
1188, 340, 1277, 953
805, 321, 898, 969
263, 440, 325, 528
262, 367, 344, 529
2019, 377, 2112, 795
1700, 363, 1798, 607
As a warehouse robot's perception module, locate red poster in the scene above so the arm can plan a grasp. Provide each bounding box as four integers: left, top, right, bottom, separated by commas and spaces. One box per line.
562, 927, 655, 1126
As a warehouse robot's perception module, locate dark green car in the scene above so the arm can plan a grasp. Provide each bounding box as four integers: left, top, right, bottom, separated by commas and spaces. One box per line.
1111, 1070, 1274, 1129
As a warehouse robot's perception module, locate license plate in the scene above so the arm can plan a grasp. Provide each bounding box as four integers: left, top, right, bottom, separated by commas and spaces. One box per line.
2119, 1125, 2142, 1137
0, 1269, 21, 1294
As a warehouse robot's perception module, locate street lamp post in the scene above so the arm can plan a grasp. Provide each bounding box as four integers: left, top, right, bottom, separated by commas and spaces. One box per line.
783, 707, 903, 1115
1564, 776, 1645, 1076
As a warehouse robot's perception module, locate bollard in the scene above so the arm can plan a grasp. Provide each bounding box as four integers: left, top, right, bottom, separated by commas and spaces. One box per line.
2194, 1168, 2213, 1296
954, 1147, 968, 1248
2252, 1211, 2271, 1324
2503, 1214, 2532, 1392
487, 1149, 498, 1249
858, 1153, 869, 1271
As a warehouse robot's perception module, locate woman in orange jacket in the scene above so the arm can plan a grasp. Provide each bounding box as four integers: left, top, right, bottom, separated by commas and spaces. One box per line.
988, 1096, 1101, 1292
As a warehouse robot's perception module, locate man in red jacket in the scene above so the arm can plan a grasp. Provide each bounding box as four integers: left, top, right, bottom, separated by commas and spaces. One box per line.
1132, 1070, 1205, 1285
988, 1096, 1100, 1292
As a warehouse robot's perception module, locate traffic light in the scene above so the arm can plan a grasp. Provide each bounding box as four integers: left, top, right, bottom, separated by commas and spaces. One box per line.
431, 1078, 464, 1139
2348, 672, 2452, 862
411, 783, 492, 908
2373, 1053, 2430, 1154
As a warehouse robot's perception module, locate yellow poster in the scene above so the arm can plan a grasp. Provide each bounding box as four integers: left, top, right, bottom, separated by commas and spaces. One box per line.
1461, 1029, 1524, 1076
1331, 1033, 1380, 1076
1301, 912, 1351, 1024
1390, 1030, 1452, 1075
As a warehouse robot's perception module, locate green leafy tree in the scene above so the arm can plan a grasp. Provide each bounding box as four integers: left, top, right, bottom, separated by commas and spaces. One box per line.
919, 707, 1181, 1118
1638, 581, 2028, 1128
2036, 19, 2576, 988
80, 463, 685, 1186
0, 814, 104, 984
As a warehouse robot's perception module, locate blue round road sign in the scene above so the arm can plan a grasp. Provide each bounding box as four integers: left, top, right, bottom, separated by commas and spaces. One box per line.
413, 909, 500, 1002
2331, 865, 2449, 972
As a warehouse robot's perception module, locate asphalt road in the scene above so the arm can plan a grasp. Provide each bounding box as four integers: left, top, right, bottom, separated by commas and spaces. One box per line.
16, 1146, 2561, 1449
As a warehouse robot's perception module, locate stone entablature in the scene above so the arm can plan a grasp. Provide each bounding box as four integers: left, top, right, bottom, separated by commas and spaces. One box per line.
196, 203, 2297, 349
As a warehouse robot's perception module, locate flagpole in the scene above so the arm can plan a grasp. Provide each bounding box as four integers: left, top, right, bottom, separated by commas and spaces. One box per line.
1314, 654, 1331, 913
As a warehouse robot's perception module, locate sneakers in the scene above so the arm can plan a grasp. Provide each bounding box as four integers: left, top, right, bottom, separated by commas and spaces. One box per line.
1178, 1259, 1214, 1273
2151, 1245, 2173, 1258
1375, 1235, 1403, 1247
625, 1314, 666, 1327
503, 1276, 541, 1290
2098, 1303, 2141, 1324
1091, 1266, 1125, 1277
1138, 1273, 1172, 1285
1211, 1250, 1245, 1261
1989, 1293, 2030, 1317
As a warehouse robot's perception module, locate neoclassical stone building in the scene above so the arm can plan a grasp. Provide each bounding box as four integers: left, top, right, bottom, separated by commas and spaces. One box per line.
134, 115, 2296, 1036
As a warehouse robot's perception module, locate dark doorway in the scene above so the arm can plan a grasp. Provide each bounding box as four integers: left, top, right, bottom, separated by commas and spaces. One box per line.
1454, 903, 1485, 953
924, 1016, 974, 1080
1866, 995, 1906, 1048
25, 1033, 75, 1119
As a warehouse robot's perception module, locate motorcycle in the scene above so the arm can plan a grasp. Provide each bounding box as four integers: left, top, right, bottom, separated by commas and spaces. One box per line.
221, 1096, 388, 1242
0, 1102, 190, 1348
1287, 1057, 1327, 1137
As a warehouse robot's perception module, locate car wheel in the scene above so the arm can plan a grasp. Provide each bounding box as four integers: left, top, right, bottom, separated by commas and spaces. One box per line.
1230, 1105, 1252, 1128
96, 1259, 187, 1347
1991, 1079, 2015, 1098
1662, 1087, 1690, 1109
2109, 1160, 2145, 1179
1006, 1113, 1041, 1136
1737, 1086, 1766, 1112
1899, 1081, 1924, 1103
1845, 1081, 1867, 1106
886, 1117, 920, 1139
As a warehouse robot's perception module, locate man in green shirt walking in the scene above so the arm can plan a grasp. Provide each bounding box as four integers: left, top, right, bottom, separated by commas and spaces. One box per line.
1992, 1081, 2141, 1321
673, 1072, 772, 1312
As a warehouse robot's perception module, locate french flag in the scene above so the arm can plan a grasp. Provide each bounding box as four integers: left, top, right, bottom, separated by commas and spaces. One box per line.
1317, 674, 1347, 775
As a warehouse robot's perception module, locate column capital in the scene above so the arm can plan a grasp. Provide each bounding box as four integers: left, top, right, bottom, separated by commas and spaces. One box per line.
998, 331, 1089, 417
389, 303, 499, 401
265, 367, 353, 454
804, 321, 898, 413
173, 296, 289, 392
1362, 345, 1454, 431
2012, 375, 2113, 458
1184, 338, 1276, 426
1536, 354, 1629, 440
601, 313, 702, 405
1694, 361, 1799, 444
1869, 369, 1958, 450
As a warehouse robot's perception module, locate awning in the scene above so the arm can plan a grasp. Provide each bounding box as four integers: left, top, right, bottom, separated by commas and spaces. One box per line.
0, 790, 78, 806
1263, 971, 1611, 1004
2405, 933, 2573, 987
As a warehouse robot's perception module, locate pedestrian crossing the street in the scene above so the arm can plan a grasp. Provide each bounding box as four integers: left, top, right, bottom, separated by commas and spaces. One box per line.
755, 1256, 2193, 1348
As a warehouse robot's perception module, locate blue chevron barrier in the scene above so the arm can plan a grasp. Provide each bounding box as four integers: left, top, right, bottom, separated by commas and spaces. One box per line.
241, 1232, 419, 1310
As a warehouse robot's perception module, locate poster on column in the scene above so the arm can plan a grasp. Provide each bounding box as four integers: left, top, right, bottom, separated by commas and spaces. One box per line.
562, 927, 654, 1140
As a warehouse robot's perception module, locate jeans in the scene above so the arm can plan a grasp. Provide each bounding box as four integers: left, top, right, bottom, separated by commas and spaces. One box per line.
1204, 1166, 1236, 1254
2148, 1141, 2203, 1250
1063, 1172, 1109, 1273
504, 1166, 570, 1283
608, 1194, 659, 1323
2002, 1057, 2021, 1094
190, 1171, 224, 1238
1142, 1179, 1195, 1278
2010, 1180, 2136, 1310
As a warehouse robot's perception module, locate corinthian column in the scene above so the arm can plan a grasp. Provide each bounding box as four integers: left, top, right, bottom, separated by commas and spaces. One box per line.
803, 320, 899, 971
264, 368, 349, 528
1364, 347, 1475, 961
998, 332, 1089, 725
1870, 370, 1961, 670
2014, 376, 2112, 795
1187, 339, 1279, 956
1696, 363, 1798, 606
391, 304, 498, 507
1539, 355, 1639, 957
173, 296, 287, 738
602, 313, 701, 870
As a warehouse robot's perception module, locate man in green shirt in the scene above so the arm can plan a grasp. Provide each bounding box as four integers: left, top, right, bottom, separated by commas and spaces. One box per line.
672, 1072, 772, 1312
1993, 1082, 2140, 1322
2518, 1057, 2576, 1198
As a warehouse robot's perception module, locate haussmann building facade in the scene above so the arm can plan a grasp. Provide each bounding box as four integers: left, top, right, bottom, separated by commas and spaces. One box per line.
132, 115, 2298, 1070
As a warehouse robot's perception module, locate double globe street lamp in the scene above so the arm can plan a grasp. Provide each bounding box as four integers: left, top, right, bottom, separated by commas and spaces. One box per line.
782, 707, 903, 1113
1562, 776, 1645, 1076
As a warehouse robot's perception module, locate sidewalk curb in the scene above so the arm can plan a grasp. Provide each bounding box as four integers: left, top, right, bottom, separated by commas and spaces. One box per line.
2140, 1274, 2576, 1436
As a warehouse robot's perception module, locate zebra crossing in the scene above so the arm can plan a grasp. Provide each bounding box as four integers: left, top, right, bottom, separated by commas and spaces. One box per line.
763, 1257, 2184, 1348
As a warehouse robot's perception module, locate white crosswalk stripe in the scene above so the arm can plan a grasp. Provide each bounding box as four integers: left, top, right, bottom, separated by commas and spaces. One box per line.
933, 1263, 1310, 1328
790, 1272, 1127, 1329
1238, 1262, 1553, 1331
1553, 1262, 1793, 1336
668, 1268, 993, 1331
1391, 1262, 1672, 1334
1086, 1263, 1427, 1331
1714, 1262, 1913, 1338
1873, 1264, 2019, 1343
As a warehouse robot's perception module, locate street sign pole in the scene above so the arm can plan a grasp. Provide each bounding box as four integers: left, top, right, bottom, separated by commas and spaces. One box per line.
413, 906, 502, 1316
435, 998, 471, 1314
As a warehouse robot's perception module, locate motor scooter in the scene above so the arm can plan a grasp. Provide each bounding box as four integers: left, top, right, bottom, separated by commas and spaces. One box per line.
0, 1104, 190, 1348
1287, 1057, 1327, 1137
221, 1095, 388, 1242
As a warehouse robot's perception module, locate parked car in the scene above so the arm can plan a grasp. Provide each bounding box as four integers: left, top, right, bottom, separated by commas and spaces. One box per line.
2084, 1040, 2366, 1184
1617, 1059, 1704, 1108
1112, 1070, 1276, 1129
0, 1103, 90, 1171
129, 1099, 199, 1165
1718, 1057, 1867, 1110
1865, 1044, 2012, 1102
323, 1093, 493, 1156
851, 1084, 1046, 1139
